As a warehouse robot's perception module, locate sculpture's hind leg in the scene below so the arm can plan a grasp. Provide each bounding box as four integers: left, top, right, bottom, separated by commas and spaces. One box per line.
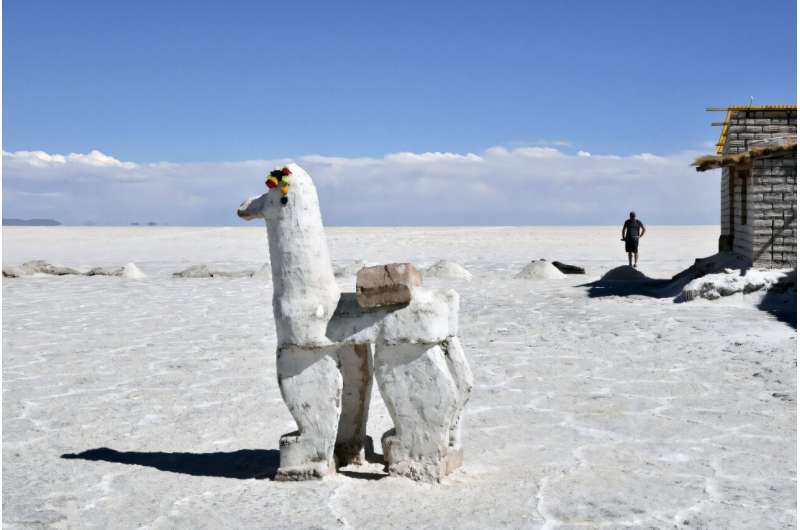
442, 336, 473, 473
334, 344, 374, 466
374, 342, 459, 482
275, 345, 341, 480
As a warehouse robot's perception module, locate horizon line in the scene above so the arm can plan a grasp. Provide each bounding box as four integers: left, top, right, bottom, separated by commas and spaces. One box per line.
2, 223, 722, 228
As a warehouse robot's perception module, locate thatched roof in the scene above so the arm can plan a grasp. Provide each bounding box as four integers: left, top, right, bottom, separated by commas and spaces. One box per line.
692, 142, 797, 172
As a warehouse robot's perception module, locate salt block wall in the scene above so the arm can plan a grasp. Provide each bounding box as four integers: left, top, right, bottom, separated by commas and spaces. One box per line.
720, 108, 797, 268
750, 155, 797, 268
723, 109, 796, 155
729, 158, 797, 268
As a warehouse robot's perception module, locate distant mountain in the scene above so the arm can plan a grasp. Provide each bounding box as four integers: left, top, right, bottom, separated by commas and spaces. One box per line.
3, 218, 62, 226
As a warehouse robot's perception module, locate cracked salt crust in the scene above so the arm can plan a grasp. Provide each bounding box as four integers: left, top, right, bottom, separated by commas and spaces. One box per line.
2, 225, 795, 529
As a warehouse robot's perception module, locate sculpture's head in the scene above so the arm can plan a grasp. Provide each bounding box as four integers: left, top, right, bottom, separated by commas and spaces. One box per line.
237, 163, 316, 223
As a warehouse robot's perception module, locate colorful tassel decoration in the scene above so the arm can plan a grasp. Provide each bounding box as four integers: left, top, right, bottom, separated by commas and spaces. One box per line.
266, 167, 292, 206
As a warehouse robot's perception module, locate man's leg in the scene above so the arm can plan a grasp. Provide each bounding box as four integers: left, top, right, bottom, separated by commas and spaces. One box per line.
634, 252, 639, 267
628, 252, 633, 266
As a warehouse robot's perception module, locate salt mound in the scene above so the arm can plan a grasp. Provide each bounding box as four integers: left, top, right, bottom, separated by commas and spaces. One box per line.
334, 260, 367, 277
599, 266, 649, 282
681, 268, 793, 301
85, 263, 146, 278
173, 265, 213, 278
252, 263, 271, 278
24, 260, 81, 276
172, 264, 257, 278
3, 265, 22, 278
211, 270, 256, 278
4, 260, 82, 277
85, 266, 124, 276
424, 260, 473, 281
22, 260, 81, 276
4, 260, 146, 279
514, 260, 566, 280
121, 263, 146, 279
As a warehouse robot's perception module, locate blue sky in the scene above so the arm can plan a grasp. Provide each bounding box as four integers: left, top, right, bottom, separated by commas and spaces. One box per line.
3, 0, 797, 225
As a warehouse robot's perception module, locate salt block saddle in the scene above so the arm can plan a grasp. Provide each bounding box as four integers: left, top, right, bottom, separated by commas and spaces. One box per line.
238, 163, 473, 483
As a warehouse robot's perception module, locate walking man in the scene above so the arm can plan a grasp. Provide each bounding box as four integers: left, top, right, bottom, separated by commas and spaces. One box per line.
621, 211, 646, 267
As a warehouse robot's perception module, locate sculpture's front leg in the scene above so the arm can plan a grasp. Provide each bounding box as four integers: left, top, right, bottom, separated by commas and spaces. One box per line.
275, 345, 341, 480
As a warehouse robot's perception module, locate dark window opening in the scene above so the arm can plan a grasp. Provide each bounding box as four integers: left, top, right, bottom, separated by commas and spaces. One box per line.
739, 169, 748, 225
728, 170, 735, 236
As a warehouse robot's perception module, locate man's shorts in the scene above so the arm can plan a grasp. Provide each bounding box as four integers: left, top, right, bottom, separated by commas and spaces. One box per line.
625, 238, 639, 253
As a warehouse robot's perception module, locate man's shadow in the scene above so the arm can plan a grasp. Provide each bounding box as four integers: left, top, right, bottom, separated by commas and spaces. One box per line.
61, 448, 280, 480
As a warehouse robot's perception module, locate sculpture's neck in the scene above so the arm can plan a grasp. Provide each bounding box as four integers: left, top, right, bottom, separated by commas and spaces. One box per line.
266, 214, 338, 297
264, 201, 340, 347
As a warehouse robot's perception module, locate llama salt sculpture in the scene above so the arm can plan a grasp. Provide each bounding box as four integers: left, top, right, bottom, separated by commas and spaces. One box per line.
238, 164, 473, 482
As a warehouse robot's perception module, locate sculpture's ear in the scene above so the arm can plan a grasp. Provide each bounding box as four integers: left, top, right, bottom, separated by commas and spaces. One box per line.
237, 193, 269, 220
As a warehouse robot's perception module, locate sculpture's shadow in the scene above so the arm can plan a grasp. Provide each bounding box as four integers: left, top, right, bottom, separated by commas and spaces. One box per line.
61, 448, 280, 480
339, 469, 387, 480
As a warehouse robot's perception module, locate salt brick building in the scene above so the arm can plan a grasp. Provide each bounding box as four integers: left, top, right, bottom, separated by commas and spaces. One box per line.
694, 105, 797, 268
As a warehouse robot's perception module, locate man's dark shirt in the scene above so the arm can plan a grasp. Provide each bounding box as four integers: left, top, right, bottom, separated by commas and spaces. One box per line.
624, 219, 643, 241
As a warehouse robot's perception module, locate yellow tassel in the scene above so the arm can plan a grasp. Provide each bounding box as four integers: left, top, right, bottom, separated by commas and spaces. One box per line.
281, 185, 289, 194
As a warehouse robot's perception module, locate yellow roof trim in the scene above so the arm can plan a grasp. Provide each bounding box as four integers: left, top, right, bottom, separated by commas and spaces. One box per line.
716, 109, 732, 154
723, 104, 797, 110
713, 105, 797, 154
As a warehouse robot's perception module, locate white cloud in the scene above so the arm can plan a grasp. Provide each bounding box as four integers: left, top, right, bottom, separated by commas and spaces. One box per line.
485, 146, 510, 157
66, 149, 138, 168
2, 145, 719, 226
3, 150, 67, 166
508, 146, 564, 158
3, 149, 137, 169
632, 153, 665, 162
530, 139, 572, 147
384, 151, 483, 163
